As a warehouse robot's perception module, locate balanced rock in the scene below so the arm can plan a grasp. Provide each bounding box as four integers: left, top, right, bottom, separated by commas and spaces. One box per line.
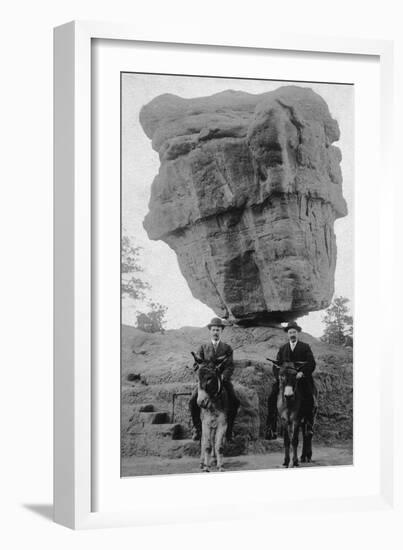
140, 86, 347, 324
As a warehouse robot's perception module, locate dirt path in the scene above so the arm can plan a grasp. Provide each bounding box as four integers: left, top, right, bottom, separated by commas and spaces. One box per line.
122, 442, 353, 477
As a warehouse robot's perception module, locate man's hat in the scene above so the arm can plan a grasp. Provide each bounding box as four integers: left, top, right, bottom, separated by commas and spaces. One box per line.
207, 317, 226, 329
283, 321, 302, 332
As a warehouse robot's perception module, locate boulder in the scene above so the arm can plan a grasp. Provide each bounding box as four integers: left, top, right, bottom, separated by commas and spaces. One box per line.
140, 86, 347, 324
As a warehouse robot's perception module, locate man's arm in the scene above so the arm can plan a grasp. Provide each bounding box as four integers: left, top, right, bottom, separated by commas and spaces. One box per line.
271, 347, 283, 378
196, 344, 205, 361
221, 345, 234, 381
299, 344, 316, 376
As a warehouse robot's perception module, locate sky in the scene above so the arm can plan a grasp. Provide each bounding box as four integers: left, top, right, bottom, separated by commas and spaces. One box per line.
121, 73, 354, 337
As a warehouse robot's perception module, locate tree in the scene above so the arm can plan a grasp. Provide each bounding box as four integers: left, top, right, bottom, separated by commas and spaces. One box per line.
321, 296, 353, 346
135, 301, 168, 334
122, 234, 168, 333
121, 235, 150, 300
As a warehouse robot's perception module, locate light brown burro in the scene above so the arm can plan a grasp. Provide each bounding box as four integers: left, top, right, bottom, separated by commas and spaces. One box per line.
191, 352, 229, 472
267, 321, 318, 467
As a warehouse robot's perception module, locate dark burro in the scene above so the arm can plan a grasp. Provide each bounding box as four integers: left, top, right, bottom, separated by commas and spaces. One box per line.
139, 86, 347, 325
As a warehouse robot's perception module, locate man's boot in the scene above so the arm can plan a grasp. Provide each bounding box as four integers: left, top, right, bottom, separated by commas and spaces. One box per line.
192, 424, 202, 441
265, 427, 277, 440
265, 411, 277, 439
189, 390, 202, 441
226, 418, 234, 442
226, 399, 239, 442
265, 380, 279, 439
189, 390, 201, 441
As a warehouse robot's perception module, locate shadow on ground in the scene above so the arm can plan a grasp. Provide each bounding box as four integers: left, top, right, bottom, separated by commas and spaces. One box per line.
23, 504, 53, 522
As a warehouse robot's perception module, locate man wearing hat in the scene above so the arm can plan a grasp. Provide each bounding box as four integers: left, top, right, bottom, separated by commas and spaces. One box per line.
189, 317, 240, 441
266, 321, 316, 440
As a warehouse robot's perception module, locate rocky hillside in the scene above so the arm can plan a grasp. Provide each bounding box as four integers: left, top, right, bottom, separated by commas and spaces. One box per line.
121, 324, 352, 458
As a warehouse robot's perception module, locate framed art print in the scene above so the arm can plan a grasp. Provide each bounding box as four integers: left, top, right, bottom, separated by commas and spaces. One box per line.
54, 21, 395, 529
120, 72, 354, 477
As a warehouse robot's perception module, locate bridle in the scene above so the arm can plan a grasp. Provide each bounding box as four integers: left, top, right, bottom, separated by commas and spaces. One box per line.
202, 365, 224, 401
190, 352, 226, 401
212, 367, 223, 399
280, 365, 300, 400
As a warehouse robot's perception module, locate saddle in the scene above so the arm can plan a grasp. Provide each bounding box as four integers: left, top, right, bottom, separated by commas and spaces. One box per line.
281, 361, 317, 417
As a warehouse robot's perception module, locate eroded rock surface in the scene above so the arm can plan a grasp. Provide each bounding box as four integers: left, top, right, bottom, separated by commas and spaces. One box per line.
140, 86, 347, 324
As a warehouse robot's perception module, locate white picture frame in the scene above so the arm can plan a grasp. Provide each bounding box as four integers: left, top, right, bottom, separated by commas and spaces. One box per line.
54, 20, 395, 530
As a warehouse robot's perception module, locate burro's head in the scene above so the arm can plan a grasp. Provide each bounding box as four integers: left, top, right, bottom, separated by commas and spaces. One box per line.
197, 364, 221, 409
279, 364, 299, 399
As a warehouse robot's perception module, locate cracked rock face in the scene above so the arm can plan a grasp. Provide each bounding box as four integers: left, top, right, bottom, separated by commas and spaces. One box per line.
139, 86, 347, 325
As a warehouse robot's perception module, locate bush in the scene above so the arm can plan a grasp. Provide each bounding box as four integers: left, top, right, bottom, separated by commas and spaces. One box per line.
321, 296, 353, 347
136, 301, 168, 334
127, 372, 141, 382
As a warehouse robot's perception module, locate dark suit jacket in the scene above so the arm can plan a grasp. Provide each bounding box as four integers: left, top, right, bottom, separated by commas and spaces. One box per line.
197, 341, 234, 381
275, 341, 316, 378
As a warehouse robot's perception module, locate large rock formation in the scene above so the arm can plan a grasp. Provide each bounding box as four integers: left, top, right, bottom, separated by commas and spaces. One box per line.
140, 86, 347, 324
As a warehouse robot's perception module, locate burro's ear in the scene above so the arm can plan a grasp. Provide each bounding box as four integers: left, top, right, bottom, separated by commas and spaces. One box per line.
191, 351, 204, 371
191, 351, 203, 364
216, 355, 228, 373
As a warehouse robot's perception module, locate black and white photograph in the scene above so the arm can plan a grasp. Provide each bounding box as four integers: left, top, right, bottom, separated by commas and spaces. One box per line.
120, 72, 354, 477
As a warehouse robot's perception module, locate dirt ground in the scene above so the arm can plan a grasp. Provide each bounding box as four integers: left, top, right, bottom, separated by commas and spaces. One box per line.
121, 441, 353, 477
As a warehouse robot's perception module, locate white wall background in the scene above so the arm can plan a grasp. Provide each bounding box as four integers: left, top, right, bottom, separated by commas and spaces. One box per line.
0, 0, 402, 547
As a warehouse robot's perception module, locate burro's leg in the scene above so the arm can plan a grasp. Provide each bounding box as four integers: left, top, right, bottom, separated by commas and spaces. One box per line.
290, 416, 299, 467
211, 414, 217, 466
300, 422, 307, 463
291, 420, 299, 467
305, 416, 315, 462
199, 412, 206, 470
283, 418, 290, 468
211, 426, 217, 466
306, 426, 313, 462
306, 399, 317, 462
201, 416, 212, 472
305, 385, 318, 462
215, 413, 227, 472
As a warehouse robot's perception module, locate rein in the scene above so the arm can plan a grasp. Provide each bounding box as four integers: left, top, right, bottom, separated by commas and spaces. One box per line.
209, 368, 223, 400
